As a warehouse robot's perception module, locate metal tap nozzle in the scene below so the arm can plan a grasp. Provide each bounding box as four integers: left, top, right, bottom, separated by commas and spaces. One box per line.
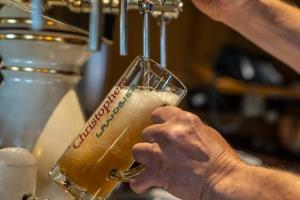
120, 0, 128, 55
31, 0, 43, 30
159, 14, 167, 67
89, 0, 103, 51
139, 1, 153, 58
143, 11, 150, 58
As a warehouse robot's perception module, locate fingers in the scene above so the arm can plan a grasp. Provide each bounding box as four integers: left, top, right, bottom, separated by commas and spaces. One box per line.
131, 143, 163, 193
141, 124, 168, 143
151, 106, 183, 124
129, 168, 159, 193
132, 142, 161, 167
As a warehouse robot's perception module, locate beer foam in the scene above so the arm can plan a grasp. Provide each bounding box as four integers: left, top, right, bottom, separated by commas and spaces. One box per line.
118, 86, 180, 108
106, 87, 181, 122
94, 87, 181, 139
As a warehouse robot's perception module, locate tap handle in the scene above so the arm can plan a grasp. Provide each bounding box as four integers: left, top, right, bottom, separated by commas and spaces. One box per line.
120, 0, 128, 55
31, 0, 43, 30
89, 0, 103, 51
139, 1, 153, 58
160, 15, 167, 67
143, 11, 150, 58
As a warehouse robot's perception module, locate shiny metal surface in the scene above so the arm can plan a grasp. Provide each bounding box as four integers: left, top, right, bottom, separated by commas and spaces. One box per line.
143, 11, 150, 58
0, 17, 89, 36
119, 0, 128, 55
31, 0, 43, 30
89, 0, 103, 51
0, 17, 53, 26
160, 15, 166, 67
1, 65, 80, 75
0, 32, 87, 44
0, 0, 89, 34
10, 0, 183, 17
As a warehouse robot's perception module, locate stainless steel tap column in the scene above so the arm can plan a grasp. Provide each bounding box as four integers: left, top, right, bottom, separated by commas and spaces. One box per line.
120, 0, 128, 55
31, 0, 43, 30
139, 0, 152, 58
27, 0, 183, 55
89, 0, 103, 51
143, 11, 150, 58
160, 15, 167, 67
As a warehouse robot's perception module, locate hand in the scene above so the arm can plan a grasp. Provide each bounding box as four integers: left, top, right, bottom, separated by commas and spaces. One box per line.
191, 0, 249, 22
130, 106, 243, 200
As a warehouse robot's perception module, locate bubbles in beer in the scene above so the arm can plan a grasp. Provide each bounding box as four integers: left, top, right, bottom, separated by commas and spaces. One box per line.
54, 87, 180, 199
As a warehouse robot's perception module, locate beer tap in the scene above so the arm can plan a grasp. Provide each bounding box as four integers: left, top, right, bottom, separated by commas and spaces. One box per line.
139, 0, 152, 58
156, 1, 183, 67
26, 0, 183, 55
160, 14, 167, 67
31, 0, 43, 30
143, 12, 150, 58
120, 0, 128, 55
89, 0, 103, 51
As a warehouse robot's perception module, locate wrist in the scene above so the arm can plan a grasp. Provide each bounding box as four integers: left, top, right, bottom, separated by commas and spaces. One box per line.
201, 157, 249, 200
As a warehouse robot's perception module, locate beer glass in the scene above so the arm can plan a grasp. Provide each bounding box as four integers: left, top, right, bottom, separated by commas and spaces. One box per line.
49, 56, 187, 200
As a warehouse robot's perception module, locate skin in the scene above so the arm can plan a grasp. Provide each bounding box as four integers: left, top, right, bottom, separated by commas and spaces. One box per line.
192, 0, 300, 74
129, 1, 300, 199
130, 107, 300, 200
130, 106, 240, 200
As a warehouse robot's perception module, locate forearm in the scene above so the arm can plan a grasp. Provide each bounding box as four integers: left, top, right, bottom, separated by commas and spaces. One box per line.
222, 0, 300, 73
207, 163, 300, 200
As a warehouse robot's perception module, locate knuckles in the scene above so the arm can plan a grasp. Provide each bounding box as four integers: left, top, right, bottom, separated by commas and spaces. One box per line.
152, 106, 182, 117
151, 107, 202, 128
132, 143, 162, 159
165, 124, 194, 140
171, 111, 202, 127
143, 112, 203, 142
182, 112, 202, 125
141, 125, 165, 142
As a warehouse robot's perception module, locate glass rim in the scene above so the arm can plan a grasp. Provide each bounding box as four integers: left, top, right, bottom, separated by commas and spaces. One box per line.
136, 56, 188, 96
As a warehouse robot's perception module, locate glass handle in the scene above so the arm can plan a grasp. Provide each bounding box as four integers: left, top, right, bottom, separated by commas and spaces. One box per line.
109, 165, 145, 182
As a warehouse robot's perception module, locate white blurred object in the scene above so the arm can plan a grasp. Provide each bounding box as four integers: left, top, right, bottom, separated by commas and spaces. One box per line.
237, 150, 263, 166
242, 94, 265, 118
0, 1, 90, 150
149, 189, 181, 200
0, 147, 37, 200
32, 90, 86, 200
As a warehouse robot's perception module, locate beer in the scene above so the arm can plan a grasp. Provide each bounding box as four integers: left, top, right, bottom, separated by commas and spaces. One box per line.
51, 86, 180, 199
